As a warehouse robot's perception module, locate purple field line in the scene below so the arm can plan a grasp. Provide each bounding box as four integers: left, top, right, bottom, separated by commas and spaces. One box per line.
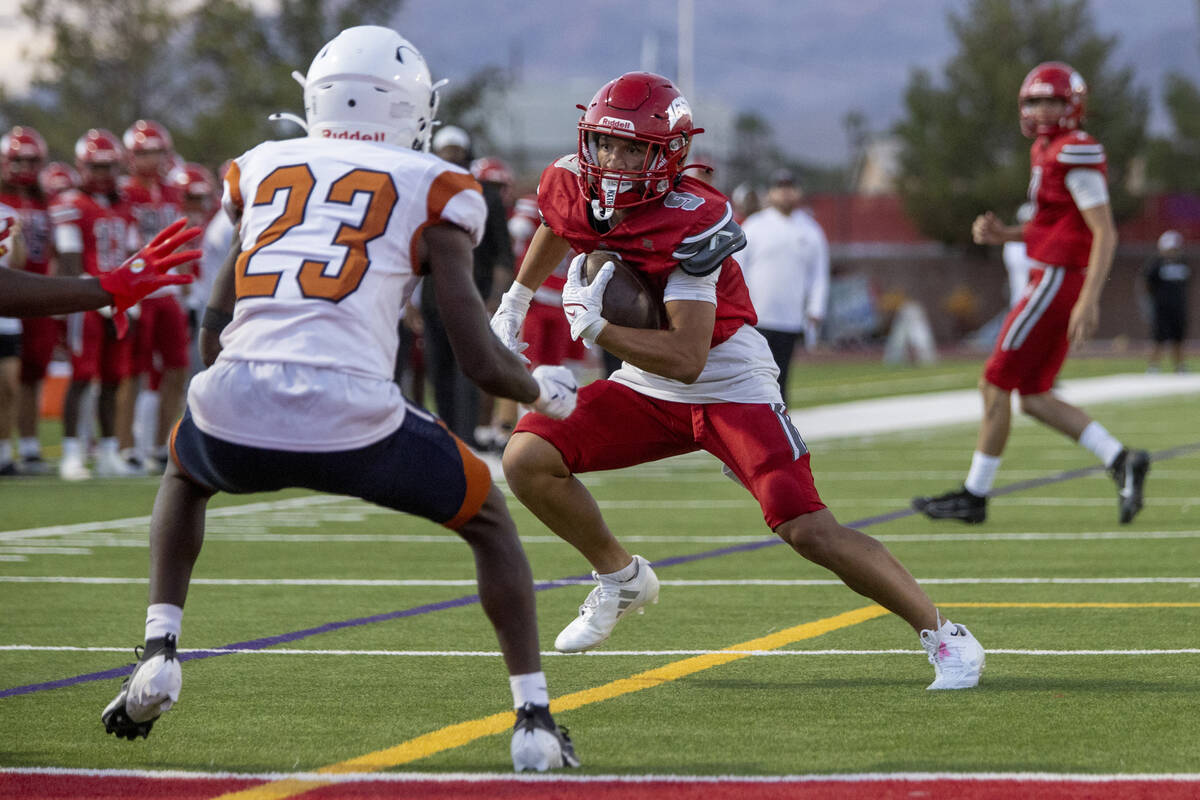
3, 443, 1194, 700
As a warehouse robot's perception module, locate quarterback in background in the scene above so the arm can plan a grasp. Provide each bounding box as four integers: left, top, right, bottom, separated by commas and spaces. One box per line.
913, 61, 1150, 525
491, 71, 984, 690
100, 26, 579, 773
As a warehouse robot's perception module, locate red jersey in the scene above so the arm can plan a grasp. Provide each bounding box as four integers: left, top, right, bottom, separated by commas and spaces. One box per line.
48, 190, 138, 276
1023, 130, 1107, 270
537, 154, 756, 346
121, 176, 184, 242
0, 192, 53, 275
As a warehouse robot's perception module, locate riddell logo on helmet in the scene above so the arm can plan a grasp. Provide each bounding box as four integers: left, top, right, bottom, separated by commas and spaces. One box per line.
598, 117, 634, 131
322, 129, 386, 142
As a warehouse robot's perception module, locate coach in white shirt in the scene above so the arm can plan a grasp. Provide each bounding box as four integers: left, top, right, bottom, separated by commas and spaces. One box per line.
739, 171, 830, 406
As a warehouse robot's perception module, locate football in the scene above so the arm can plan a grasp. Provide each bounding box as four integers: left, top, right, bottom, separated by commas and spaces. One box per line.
582, 251, 666, 330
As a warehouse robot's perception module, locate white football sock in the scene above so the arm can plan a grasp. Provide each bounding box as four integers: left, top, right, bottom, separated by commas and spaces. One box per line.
964, 451, 1001, 497
1078, 421, 1124, 467
145, 603, 183, 642
19, 437, 40, 459
600, 558, 638, 583
61, 437, 83, 460
0, 441, 11, 466
509, 671, 549, 709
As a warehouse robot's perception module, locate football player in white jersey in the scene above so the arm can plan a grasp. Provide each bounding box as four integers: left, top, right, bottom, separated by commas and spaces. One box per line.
100, 26, 580, 772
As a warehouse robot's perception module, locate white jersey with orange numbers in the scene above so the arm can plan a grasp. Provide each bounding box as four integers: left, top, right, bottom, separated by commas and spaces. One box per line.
187, 136, 486, 452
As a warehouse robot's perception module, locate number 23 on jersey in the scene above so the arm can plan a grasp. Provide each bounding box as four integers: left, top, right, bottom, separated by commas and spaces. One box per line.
235, 164, 398, 303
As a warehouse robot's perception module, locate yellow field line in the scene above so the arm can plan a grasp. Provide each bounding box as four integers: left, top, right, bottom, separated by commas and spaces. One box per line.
213, 604, 891, 799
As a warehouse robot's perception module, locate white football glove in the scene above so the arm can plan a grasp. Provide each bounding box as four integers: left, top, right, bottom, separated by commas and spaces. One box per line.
490, 283, 533, 364
530, 364, 578, 419
562, 252, 611, 346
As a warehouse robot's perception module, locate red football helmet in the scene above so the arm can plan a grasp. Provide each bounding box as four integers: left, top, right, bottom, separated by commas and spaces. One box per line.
470, 156, 514, 186
38, 161, 80, 196
75, 128, 125, 194
1018, 61, 1087, 138
122, 119, 174, 154
1, 126, 49, 187
171, 162, 218, 224
576, 72, 703, 217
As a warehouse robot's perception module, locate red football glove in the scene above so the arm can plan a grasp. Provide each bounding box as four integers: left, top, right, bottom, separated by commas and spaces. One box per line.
99, 218, 201, 338
0, 215, 14, 258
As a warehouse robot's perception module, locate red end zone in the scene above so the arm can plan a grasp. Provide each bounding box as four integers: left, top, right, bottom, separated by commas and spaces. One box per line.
9, 774, 1200, 800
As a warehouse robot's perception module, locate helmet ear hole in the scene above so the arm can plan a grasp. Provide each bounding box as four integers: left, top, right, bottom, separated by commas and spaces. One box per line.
348, 99, 356, 107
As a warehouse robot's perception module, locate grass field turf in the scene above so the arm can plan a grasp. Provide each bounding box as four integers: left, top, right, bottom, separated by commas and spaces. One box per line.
1, 358, 1198, 793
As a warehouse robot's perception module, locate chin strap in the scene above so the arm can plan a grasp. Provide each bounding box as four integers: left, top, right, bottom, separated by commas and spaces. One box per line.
590, 198, 615, 221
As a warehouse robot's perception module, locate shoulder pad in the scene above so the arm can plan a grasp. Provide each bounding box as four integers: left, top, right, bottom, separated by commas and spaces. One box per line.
672, 203, 746, 276
552, 154, 581, 175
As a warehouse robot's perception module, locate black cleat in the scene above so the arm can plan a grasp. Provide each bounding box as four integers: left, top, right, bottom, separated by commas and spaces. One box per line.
912, 486, 987, 524
101, 635, 180, 741
511, 702, 580, 771
1109, 449, 1150, 524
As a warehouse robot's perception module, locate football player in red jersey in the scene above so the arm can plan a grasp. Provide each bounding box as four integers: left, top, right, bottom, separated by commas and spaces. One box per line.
51, 128, 143, 480
0, 126, 59, 474
913, 62, 1150, 526
490, 72, 984, 689
121, 120, 191, 472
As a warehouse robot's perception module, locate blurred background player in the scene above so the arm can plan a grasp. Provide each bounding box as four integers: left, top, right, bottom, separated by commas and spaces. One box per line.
121, 120, 190, 472
479, 193, 586, 453
913, 61, 1150, 526
188, 161, 234, 374
491, 71, 984, 690
51, 128, 141, 480
100, 26, 579, 771
1143, 230, 1190, 373
0, 126, 58, 475
1003, 202, 1038, 308
739, 170, 830, 406
414, 127, 514, 447
0, 205, 27, 474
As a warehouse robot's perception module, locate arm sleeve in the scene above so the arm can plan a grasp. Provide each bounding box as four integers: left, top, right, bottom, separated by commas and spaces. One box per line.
663, 264, 720, 305
1064, 168, 1110, 211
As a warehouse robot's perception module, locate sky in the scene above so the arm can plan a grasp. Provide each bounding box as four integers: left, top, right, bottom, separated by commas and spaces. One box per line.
1, 0, 1198, 164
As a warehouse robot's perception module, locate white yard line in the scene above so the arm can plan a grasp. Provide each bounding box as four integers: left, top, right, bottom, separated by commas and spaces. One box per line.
3, 645, 1197, 657
3, 575, 1199, 587
4, 766, 1200, 784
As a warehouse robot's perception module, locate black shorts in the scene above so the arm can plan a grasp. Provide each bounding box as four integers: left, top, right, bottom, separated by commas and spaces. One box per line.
1153, 308, 1187, 343
0, 333, 20, 359
170, 405, 493, 530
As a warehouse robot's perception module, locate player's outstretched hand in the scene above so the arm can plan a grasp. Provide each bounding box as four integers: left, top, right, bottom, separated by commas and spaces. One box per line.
562, 252, 610, 346
530, 365, 578, 419
99, 218, 201, 338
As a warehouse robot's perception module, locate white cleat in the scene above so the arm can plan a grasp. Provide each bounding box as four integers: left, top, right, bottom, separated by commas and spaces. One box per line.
554, 555, 659, 653
95, 450, 140, 478
510, 702, 580, 772
102, 635, 182, 739
920, 619, 985, 690
58, 454, 91, 482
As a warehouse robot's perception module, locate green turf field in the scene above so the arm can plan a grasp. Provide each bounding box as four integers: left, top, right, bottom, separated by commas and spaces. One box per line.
1, 358, 1197, 777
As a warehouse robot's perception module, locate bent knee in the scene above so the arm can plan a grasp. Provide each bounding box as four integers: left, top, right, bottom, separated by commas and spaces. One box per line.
775, 509, 842, 557
501, 432, 568, 488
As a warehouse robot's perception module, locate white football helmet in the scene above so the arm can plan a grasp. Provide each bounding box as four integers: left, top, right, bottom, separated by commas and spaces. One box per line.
299, 26, 438, 150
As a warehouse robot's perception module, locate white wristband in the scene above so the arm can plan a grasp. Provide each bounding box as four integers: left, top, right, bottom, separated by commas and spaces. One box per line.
499, 282, 534, 312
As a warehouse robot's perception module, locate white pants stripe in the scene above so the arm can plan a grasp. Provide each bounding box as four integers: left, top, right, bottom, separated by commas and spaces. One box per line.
1001, 266, 1063, 351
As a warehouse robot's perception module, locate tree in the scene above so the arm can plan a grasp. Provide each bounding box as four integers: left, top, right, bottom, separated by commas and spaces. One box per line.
1145, 1, 1200, 191
894, 0, 1148, 245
